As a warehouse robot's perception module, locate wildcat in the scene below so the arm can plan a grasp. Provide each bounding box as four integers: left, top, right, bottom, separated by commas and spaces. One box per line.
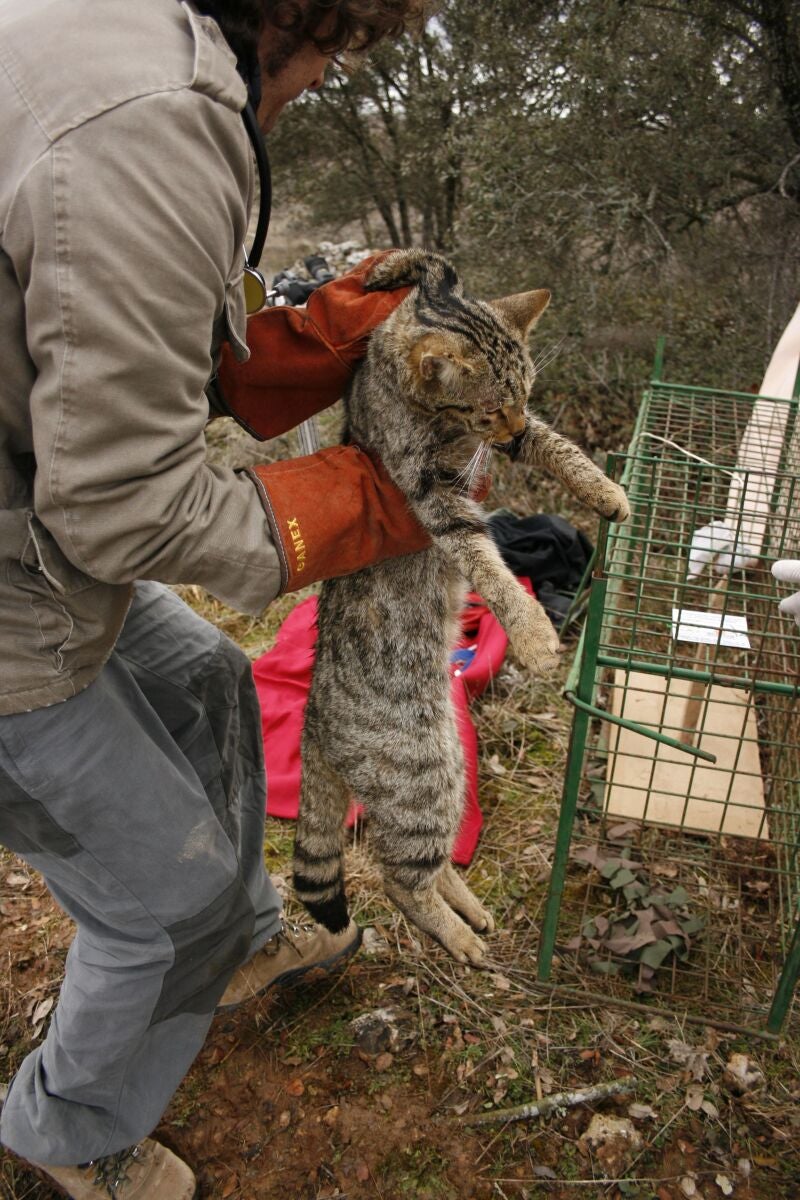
292, 250, 629, 966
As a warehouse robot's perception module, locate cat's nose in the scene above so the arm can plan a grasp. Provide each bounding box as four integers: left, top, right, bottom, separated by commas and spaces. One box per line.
506, 410, 526, 436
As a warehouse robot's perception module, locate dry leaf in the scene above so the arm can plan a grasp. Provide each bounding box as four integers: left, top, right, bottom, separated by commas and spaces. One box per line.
285, 1078, 305, 1097
679, 1177, 697, 1197
628, 1102, 657, 1121
490, 973, 512, 991
606, 821, 640, 840
685, 1083, 704, 1111
701, 1099, 719, 1119
715, 1175, 734, 1197
488, 754, 507, 776
653, 863, 679, 878
538, 1067, 555, 1095
355, 1162, 370, 1182
6, 872, 30, 888
667, 1038, 709, 1080
374, 1052, 394, 1072
31, 997, 53, 1027
221, 1177, 238, 1198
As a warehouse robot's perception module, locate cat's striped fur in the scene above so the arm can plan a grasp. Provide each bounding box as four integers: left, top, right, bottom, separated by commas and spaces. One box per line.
293, 251, 629, 965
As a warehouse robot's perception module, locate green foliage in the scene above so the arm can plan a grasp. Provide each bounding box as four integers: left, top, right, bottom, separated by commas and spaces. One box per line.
269, 0, 800, 427
376, 1144, 453, 1198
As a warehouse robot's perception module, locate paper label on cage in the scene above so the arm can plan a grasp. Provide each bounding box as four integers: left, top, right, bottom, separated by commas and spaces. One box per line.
670, 608, 750, 649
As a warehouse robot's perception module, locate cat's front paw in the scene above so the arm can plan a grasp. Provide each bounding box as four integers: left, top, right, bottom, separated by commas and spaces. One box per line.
510, 608, 562, 676
593, 480, 630, 523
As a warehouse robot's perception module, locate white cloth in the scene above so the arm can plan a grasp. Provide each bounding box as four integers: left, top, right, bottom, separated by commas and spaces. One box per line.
688, 302, 800, 613
687, 519, 758, 578
772, 560, 800, 625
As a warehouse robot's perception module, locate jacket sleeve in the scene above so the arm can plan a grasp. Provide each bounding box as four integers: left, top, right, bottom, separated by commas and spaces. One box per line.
5, 86, 283, 615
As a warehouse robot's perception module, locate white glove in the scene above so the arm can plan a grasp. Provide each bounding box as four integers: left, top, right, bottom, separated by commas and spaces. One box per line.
772, 560, 800, 625
688, 520, 759, 579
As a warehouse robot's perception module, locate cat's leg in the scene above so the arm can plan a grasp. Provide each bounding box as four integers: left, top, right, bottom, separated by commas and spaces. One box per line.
354, 734, 490, 965
390, 480, 561, 676
436, 862, 495, 933
293, 735, 353, 933
443, 530, 562, 676
437, 512, 561, 675
515, 415, 630, 521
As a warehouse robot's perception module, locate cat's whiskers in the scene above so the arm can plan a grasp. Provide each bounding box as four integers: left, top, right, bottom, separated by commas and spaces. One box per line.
533, 337, 565, 375
454, 440, 493, 496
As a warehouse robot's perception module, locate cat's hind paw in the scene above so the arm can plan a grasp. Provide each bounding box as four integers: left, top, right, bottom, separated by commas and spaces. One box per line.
384, 879, 488, 967
436, 863, 496, 934
444, 925, 488, 967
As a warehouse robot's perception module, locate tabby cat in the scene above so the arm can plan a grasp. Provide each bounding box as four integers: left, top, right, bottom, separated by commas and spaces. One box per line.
293, 251, 629, 965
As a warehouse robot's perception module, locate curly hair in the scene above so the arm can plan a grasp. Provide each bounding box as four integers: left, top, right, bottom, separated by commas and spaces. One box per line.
194, 1, 426, 71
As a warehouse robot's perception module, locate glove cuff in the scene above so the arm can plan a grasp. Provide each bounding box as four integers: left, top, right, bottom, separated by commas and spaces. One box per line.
246, 445, 429, 593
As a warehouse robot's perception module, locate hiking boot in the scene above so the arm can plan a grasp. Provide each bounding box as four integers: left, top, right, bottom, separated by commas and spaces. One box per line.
30, 1139, 197, 1199
217, 918, 362, 1012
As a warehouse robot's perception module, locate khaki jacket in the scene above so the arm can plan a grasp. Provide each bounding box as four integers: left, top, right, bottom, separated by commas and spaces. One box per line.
0, 0, 283, 715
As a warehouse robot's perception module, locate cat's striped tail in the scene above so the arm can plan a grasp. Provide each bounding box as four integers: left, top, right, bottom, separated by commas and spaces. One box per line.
293, 737, 351, 933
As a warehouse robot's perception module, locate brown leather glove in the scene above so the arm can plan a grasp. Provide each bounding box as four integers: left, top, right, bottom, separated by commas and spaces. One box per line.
247, 445, 431, 592
216, 253, 412, 440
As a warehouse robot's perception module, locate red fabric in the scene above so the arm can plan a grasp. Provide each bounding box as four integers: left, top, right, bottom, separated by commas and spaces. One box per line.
252, 578, 534, 866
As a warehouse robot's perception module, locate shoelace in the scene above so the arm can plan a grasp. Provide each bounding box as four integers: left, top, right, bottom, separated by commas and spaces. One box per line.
275, 920, 310, 959
83, 1143, 142, 1198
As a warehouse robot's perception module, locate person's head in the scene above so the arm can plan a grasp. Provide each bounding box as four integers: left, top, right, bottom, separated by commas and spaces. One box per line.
194, 1, 426, 130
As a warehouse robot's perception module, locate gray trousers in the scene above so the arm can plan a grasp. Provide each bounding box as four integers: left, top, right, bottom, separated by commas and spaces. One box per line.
0, 582, 282, 1166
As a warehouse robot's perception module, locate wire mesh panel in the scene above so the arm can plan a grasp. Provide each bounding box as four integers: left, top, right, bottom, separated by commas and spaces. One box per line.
538, 381, 800, 1034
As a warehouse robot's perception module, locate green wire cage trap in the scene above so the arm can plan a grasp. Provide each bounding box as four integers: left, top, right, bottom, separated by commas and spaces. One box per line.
537, 351, 800, 1035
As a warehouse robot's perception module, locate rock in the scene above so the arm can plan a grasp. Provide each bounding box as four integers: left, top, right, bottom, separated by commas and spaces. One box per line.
578, 1114, 642, 1179
361, 926, 390, 958
350, 1007, 401, 1055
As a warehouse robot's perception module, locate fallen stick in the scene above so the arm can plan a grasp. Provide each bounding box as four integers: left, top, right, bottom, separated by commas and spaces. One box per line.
458, 1075, 636, 1128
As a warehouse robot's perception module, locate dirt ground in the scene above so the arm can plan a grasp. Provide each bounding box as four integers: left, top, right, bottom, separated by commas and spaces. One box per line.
1, 418, 799, 1198
1, 649, 799, 1199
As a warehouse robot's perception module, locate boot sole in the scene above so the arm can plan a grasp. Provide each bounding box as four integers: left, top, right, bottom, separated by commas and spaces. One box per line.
215, 923, 363, 1014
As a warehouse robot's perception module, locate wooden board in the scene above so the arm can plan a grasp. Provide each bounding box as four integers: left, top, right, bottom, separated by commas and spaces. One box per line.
605, 671, 769, 839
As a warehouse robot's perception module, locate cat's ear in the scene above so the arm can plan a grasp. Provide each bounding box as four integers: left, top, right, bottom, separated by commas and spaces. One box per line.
489, 289, 551, 338
410, 333, 474, 386
420, 353, 473, 385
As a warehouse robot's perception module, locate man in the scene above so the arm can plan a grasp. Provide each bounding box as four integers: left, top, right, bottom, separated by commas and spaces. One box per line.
0, 0, 425, 1195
